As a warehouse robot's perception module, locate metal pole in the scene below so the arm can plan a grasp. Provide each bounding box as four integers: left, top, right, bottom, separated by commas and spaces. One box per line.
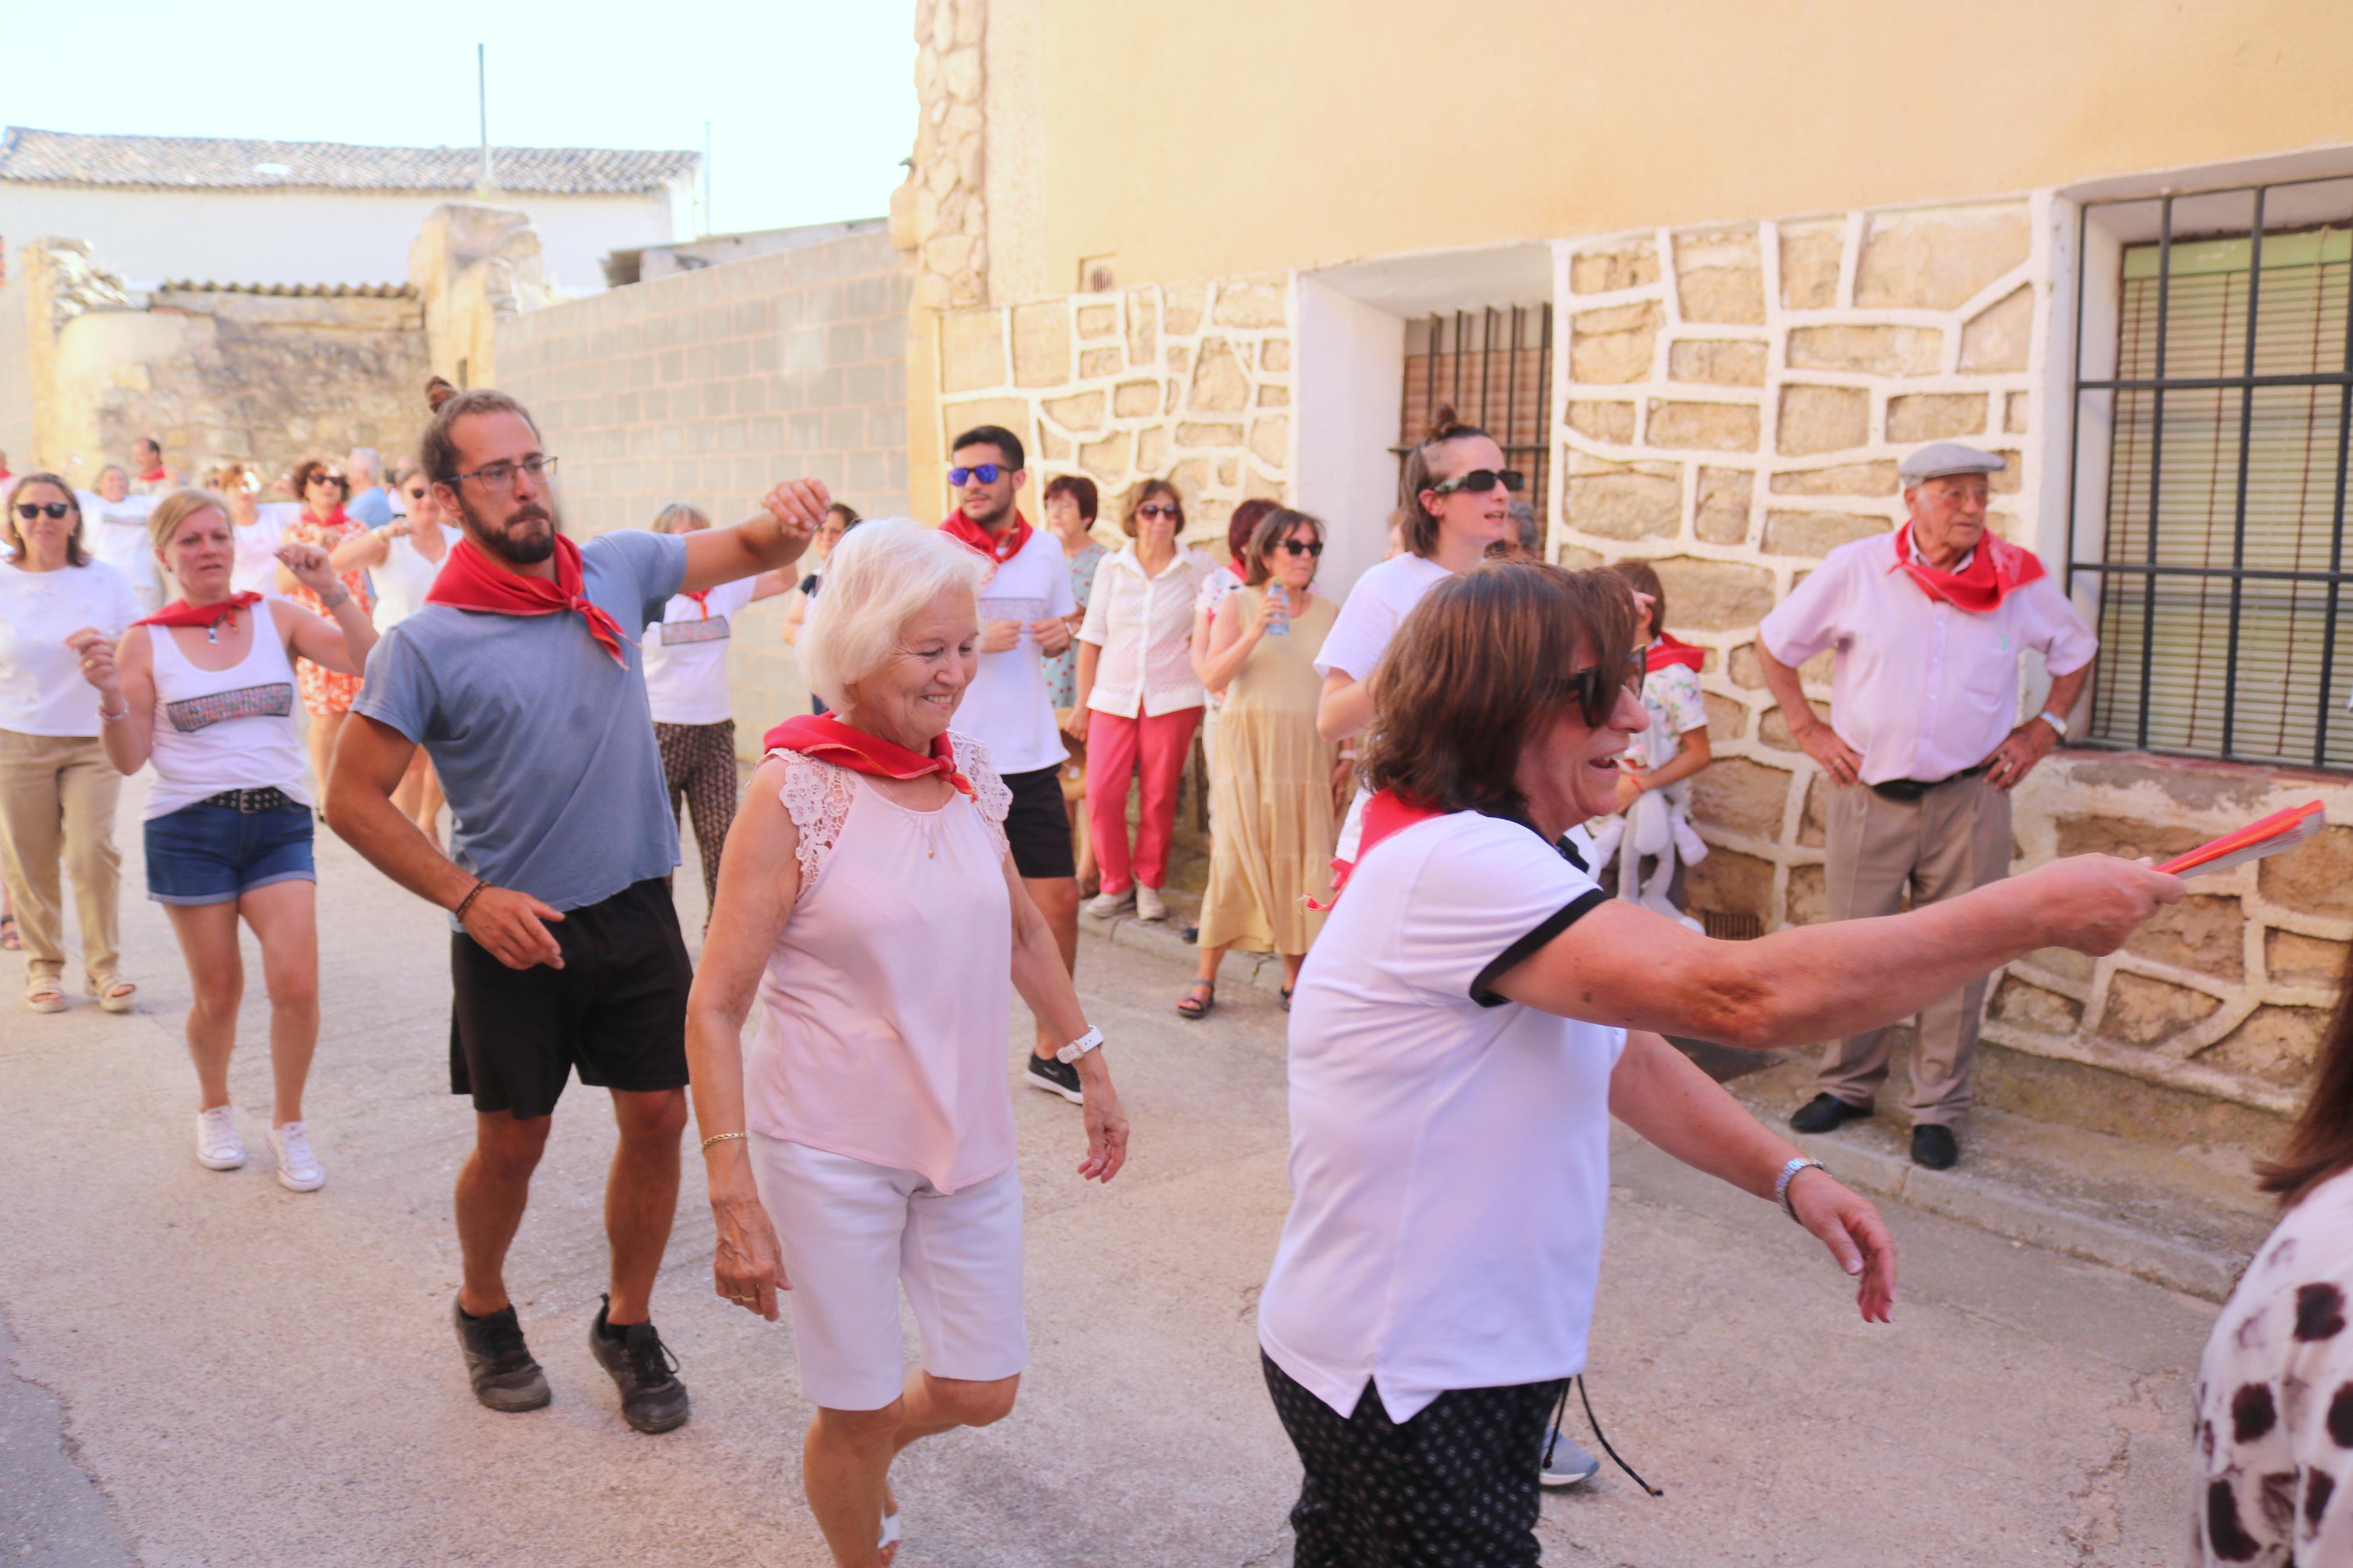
477, 44, 491, 191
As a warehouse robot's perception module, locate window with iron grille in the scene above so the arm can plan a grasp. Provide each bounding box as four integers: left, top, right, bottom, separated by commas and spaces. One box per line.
1394, 305, 1552, 524
2068, 180, 2353, 771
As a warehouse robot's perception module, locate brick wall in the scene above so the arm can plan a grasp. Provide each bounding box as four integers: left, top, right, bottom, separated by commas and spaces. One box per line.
498, 227, 911, 746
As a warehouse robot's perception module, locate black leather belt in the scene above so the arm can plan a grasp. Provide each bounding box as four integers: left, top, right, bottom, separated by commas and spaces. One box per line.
1868, 764, 1987, 803
198, 787, 300, 814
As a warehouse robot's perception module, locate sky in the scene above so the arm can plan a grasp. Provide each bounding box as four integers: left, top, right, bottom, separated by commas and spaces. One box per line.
0, 0, 917, 235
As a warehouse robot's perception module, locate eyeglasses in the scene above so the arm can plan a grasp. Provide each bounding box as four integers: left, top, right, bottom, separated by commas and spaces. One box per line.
13, 501, 71, 520
948, 463, 1005, 486
1566, 650, 1648, 726
1137, 503, 1182, 520
1274, 539, 1323, 557
450, 456, 558, 492
307, 474, 349, 489
1428, 468, 1527, 496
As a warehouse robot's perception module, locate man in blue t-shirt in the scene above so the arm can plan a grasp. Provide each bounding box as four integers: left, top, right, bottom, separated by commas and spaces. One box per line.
328, 388, 825, 1435
343, 448, 396, 527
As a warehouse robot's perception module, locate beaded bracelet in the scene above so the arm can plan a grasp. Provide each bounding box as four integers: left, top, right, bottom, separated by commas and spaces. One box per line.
452, 879, 488, 922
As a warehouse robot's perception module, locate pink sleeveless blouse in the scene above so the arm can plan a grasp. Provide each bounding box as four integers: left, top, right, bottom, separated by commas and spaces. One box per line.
741, 731, 1018, 1193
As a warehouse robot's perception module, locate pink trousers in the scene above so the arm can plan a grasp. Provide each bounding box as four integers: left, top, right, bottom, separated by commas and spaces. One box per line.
1085, 706, 1202, 894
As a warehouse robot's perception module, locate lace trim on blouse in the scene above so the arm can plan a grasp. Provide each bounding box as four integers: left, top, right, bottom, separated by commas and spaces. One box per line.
768, 729, 1012, 902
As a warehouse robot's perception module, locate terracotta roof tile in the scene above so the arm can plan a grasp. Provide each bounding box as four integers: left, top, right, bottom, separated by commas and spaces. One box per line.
0, 126, 698, 195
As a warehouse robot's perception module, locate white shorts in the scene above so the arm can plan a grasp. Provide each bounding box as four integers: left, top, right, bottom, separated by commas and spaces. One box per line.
749, 1135, 1028, 1411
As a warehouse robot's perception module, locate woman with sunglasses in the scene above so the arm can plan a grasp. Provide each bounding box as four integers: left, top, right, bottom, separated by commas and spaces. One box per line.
1183, 507, 1337, 1018
0, 475, 142, 1015
70, 488, 379, 1187
1315, 404, 1526, 865
276, 456, 387, 797
1067, 478, 1214, 923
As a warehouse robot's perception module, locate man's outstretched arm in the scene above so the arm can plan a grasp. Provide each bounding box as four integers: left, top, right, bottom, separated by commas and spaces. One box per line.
679, 479, 832, 593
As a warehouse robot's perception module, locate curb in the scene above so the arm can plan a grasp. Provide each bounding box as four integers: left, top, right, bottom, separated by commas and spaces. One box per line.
1076, 911, 2251, 1302
1773, 1122, 2245, 1302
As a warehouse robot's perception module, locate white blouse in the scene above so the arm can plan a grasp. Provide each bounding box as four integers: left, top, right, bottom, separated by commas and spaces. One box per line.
1078, 542, 1213, 719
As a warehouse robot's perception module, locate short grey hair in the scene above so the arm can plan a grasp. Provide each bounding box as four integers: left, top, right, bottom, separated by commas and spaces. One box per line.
652, 500, 711, 534
799, 518, 986, 713
347, 447, 384, 482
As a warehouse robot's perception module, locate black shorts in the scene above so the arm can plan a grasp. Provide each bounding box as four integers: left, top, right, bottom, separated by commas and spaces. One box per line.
1000, 763, 1075, 881
449, 877, 693, 1120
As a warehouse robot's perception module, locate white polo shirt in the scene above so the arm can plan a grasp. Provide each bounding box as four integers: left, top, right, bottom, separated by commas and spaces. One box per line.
1259, 809, 1623, 1422
1758, 532, 2096, 786
954, 525, 1078, 777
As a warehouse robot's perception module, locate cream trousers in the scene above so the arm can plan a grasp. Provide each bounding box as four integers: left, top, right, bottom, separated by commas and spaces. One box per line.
0, 730, 123, 982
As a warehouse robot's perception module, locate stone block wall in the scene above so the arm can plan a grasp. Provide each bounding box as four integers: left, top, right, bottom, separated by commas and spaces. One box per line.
930, 273, 1291, 545
497, 228, 913, 748
1550, 195, 2353, 1118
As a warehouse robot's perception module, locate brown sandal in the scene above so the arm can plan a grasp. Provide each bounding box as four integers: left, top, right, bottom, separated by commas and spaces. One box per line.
1176, 980, 1216, 1021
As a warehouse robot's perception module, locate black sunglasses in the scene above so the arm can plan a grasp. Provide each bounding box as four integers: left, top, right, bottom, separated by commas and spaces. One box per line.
1274, 539, 1323, 557
1566, 649, 1648, 726
1138, 502, 1182, 520
947, 463, 1006, 486
13, 501, 72, 520
1428, 468, 1527, 496
309, 474, 349, 488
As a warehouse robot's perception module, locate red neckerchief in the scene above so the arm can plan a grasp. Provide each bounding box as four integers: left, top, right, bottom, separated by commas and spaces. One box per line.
136, 591, 262, 631
1311, 789, 1446, 909
139, 468, 168, 484
425, 534, 629, 665
939, 508, 1033, 581
683, 590, 713, 617
764, 712, 974, 799
303, 504, 352, 534
1646, 632, 1706, 673
1889, 522, 2046, 613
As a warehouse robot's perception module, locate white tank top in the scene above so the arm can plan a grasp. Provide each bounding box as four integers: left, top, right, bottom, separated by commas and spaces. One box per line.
142, 606, 313, 819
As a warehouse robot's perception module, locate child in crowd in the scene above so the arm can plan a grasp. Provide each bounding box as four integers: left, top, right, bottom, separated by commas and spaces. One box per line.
1588, 559, 1713, 928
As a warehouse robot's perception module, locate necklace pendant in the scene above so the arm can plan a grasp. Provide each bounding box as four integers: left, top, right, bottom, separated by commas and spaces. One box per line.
205, 623, 218, 643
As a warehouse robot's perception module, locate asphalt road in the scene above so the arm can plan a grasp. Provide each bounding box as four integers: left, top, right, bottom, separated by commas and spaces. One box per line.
0, 789, 2218, 1566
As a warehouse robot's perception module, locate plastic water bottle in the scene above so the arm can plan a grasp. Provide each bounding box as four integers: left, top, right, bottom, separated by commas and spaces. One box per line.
1266, 581, 1291, 637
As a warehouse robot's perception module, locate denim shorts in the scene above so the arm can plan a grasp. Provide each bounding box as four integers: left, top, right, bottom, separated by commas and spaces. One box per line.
144, 801, 315, 906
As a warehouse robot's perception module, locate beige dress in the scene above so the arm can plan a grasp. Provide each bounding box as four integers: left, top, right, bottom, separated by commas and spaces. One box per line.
1199, 588, 1338, 955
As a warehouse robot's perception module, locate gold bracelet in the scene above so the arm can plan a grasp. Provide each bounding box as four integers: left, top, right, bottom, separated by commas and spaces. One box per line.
700, 1130, 748, 1152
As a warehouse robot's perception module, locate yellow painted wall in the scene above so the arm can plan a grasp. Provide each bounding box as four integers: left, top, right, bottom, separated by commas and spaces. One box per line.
1027, 0, 2353, 294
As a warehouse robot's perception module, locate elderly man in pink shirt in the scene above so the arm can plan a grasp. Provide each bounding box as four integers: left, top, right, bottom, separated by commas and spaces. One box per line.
1758, 442, 2096, 1170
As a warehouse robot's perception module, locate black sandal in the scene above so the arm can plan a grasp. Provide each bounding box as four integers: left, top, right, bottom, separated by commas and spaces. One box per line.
1176, 981, 1216, 1021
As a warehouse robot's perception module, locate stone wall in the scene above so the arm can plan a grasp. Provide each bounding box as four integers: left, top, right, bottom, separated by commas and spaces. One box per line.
496, 227, 913, 747
929, 273, 1292, 545
1550, 196, 2353, 1120
897, 0, 989, 311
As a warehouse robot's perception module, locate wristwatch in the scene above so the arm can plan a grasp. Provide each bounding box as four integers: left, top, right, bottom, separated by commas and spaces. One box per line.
1056, 1026, 1103, 1065
1774, 1157, 1826, 1222
2035, 709, 2070, 738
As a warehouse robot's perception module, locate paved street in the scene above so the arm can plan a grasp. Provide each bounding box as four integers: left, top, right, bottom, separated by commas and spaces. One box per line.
2, 785, 2219, 1567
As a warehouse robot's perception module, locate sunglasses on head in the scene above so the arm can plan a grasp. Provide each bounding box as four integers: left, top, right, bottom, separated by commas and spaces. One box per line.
1137, 502, 1181, 520
1566, 649, 1648, 726
1274, 538, 1323, 557
14, 501, 71, 520
948, 463, 1005, 486
1428, 468, 1527, 496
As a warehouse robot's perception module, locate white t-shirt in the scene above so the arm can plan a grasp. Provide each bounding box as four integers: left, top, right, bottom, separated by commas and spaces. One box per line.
953, 525, 1078, 777
371, 523, 463, 631
1259, 810, 1623, 1422
230, 505, 297, 599
78, 492, 162, 612
0, 559, 142, 737
1312, 552, 1451, 682
641, 575, 758, 726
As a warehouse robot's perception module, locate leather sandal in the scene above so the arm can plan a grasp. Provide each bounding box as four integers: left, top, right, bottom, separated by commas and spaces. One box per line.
87, 973, 136, 1014
1176, 980, 1216, 1021
26, 974, 66, 1014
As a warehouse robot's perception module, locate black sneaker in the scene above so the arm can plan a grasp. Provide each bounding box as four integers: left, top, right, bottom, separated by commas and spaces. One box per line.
1024, 1053, 1084, 1104
589, 1295, 691, 1434
1788, 1093, 1872, 1135
453, 1298, 552, 1413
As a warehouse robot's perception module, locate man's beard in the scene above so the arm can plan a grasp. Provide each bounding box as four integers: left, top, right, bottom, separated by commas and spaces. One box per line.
959, 490, 1010, 527
460, 498, 559, 565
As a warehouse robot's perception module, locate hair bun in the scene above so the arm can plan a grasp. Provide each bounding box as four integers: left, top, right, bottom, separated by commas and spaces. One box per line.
425, 376, 458, 412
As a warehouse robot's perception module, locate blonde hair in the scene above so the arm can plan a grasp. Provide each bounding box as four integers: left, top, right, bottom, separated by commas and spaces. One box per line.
798, 519, 986, 712
147, 488, 231, 552
652, 500, 711, 534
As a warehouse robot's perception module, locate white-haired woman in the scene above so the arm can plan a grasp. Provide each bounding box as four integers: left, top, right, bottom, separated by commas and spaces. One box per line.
71, 489, 378, 1190
641, 500, 797, 911
684, 518, 1130, 1568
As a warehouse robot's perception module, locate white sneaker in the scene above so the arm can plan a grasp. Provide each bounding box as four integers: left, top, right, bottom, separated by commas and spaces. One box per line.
196, 1106, 246, 1171
1135, 885, 1168, 922
1084, 888, 1135, 918
269, 1121, 325, 1192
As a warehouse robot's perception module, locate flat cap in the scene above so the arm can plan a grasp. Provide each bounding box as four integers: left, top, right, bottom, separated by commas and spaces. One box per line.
1900, 442, 2007, 485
